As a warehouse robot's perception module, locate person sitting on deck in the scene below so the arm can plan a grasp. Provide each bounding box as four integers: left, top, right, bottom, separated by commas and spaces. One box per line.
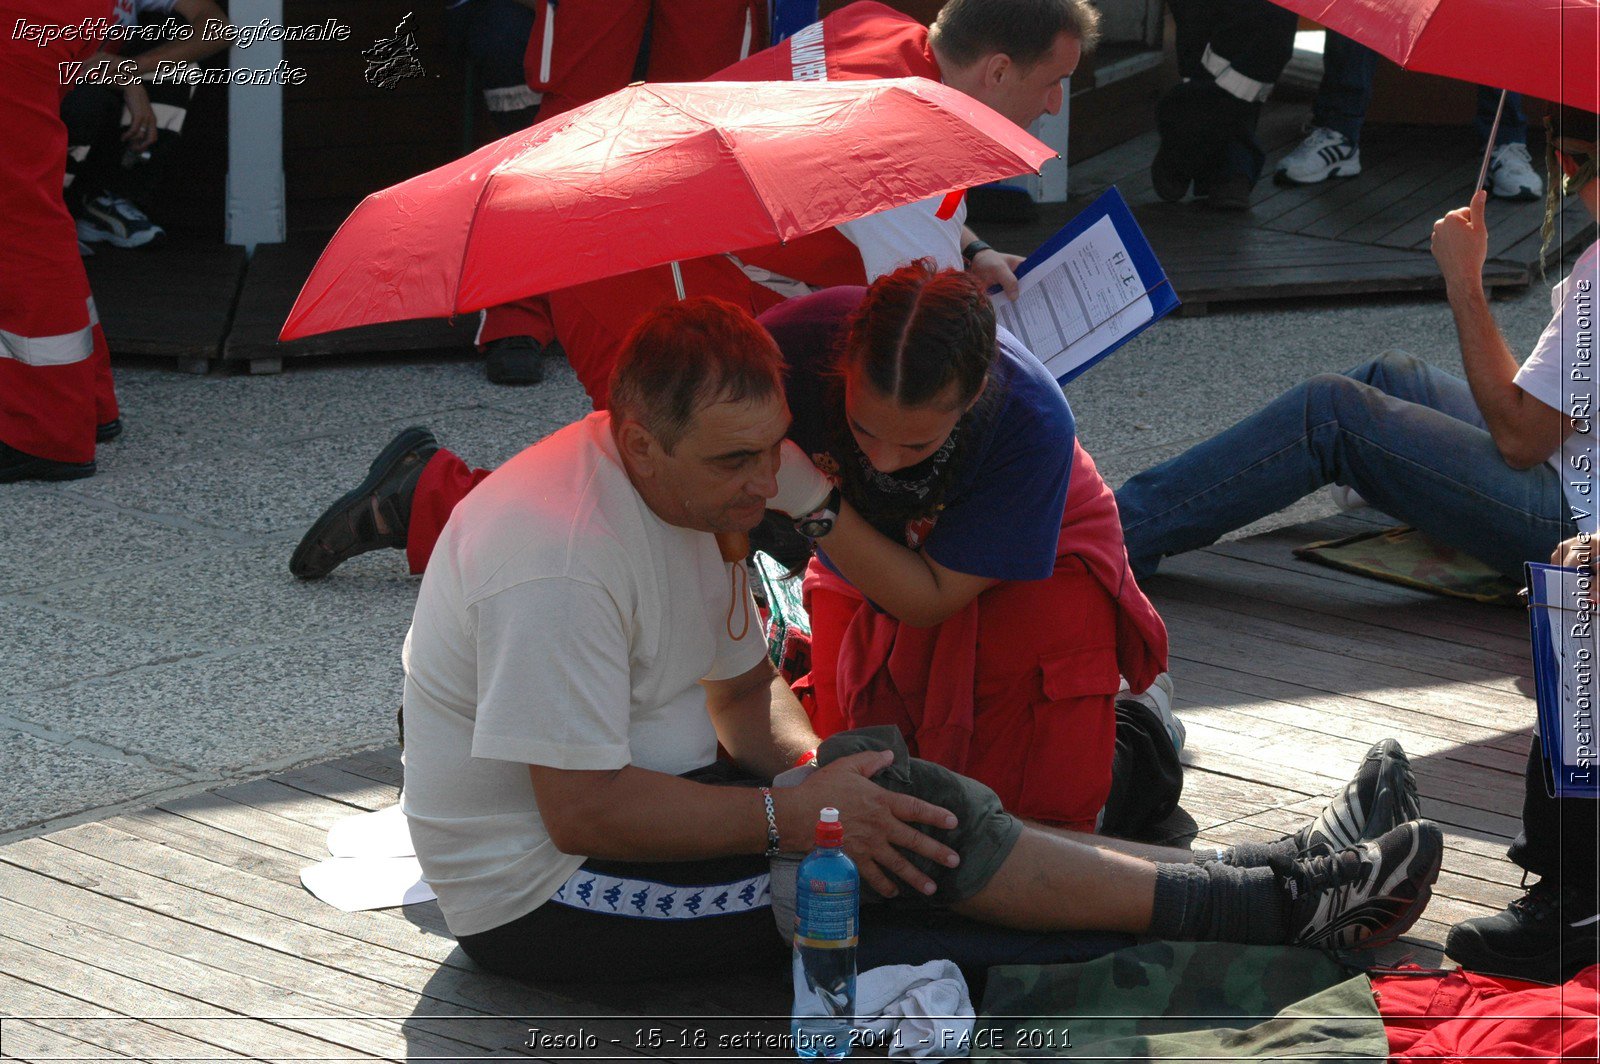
398, 293, 1444, 982
1117, 103, 1600, 583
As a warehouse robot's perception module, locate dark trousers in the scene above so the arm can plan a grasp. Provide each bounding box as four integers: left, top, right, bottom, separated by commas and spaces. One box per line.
1313, 32, 1527, 149
1161, 0, 1299, 186
1508, 735, 1598, 893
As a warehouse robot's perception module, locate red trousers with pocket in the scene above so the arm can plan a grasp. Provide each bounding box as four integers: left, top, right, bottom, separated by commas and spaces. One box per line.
0, 0, 118, 463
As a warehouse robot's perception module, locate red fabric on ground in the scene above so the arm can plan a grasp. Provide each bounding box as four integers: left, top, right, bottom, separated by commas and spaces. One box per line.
1374, 964, 1599, 1061
801, 441, 1168, 829
0, 0, 117, 463
408, 450, 492, 575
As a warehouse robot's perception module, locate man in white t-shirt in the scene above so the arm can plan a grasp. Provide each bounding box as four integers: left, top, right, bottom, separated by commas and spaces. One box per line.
400, 295, 1443, 982
1119, 104, 1600, 583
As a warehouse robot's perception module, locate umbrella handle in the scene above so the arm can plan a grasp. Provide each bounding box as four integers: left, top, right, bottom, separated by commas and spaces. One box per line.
1475, 89, 1507, 193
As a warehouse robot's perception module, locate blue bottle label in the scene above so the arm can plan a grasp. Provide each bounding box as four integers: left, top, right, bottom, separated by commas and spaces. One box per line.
795, 881, 857, 948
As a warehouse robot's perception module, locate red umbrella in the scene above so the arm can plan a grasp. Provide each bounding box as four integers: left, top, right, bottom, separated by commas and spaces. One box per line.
281, 78, 1053, 341
1270, 0, 1600, 113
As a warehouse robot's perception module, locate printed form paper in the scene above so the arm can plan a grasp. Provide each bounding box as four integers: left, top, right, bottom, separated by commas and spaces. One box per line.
993, 214, 1154, 381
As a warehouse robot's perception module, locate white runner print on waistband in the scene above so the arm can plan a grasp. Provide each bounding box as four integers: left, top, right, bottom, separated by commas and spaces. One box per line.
551, 868, 771, 919
789, 20, 827, 81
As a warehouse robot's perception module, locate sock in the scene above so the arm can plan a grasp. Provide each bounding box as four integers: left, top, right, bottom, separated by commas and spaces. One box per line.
1150, 862, 1288, 943
1193, 838, 1299, 867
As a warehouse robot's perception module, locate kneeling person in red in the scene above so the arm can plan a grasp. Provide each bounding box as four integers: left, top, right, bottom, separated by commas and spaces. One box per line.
399, 295, 1443, 981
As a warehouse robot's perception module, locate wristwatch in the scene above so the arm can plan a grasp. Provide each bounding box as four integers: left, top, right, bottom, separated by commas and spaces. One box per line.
961, 239, 994, 265
793, 486, 841, 540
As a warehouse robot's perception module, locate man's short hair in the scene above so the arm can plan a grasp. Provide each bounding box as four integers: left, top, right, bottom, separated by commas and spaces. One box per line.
607, 297, 786, 453
929, 0, 1101, 69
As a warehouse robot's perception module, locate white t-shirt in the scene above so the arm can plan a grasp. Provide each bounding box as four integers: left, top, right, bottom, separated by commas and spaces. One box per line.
1513, 240, 1600, 533
400, 413, 768, 937
836, 194, 967, 279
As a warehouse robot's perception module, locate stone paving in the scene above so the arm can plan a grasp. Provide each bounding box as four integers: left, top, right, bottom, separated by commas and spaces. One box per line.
0, 273, 1562, 841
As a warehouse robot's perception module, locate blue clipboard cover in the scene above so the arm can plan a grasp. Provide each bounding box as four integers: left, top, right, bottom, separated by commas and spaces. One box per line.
1525, 561, 1600, 798
990, 186, 1179, 384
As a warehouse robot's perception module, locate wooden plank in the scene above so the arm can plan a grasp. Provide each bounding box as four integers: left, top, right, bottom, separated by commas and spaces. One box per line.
0, 972, 245, 1062
84, 239, 244, 361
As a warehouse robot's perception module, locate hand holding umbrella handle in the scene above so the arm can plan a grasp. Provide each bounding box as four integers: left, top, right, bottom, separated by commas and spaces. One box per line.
1430, 190, 1490, 301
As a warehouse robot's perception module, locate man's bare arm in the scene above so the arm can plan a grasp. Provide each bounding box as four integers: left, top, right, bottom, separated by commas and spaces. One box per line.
1433, 190, 1573, 468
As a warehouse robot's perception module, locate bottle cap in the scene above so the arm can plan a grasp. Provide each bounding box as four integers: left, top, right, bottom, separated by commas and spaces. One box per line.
819, 807, 840, 823
815, 807, 843, 845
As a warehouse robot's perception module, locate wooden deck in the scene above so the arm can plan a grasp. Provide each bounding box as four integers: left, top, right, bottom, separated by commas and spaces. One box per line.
985, 111, 1599, 313
0, 512, 1538, 1061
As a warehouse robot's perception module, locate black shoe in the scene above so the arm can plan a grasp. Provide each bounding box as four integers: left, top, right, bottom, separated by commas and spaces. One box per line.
96, 418, 123, 443
1294, 738, 1422, 858
1151, 145, 1193, 203
484, 336, 545, 386
1202, 173, 1253, 211
0, 440, 95, 483
289, 427, 438, 579
1445, 879, 1600, 984
1278, 820, 1444, 950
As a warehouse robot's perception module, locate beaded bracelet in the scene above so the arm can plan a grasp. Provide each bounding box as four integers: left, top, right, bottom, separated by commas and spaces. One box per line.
759, 786, 782, 857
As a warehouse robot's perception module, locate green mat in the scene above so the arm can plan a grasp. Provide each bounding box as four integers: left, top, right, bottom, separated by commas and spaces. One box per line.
1294, 525, 1521, 606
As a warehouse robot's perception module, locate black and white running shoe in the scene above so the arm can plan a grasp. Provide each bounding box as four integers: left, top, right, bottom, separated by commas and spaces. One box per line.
1275, 127, 1361, 185
77, 191, 165, 249
1294, 738, 1421, 857
1279, 819, 1444, 951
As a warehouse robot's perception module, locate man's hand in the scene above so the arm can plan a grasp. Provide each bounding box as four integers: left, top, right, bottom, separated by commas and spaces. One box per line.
122, 84, 158, 151
968, 249, 1025, 302
1431, 190, 1489, 300
770, 439, 832, 516
785, 750, 959, 898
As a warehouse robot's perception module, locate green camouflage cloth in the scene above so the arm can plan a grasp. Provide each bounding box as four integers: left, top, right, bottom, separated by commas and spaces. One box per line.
752, 550, 810, 670
975, 941, 1387, 1062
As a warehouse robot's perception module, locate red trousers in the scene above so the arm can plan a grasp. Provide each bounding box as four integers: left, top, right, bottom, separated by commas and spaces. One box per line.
480, 0, 769, 355
0, 0, 117, 463
805, 557, 1121, 832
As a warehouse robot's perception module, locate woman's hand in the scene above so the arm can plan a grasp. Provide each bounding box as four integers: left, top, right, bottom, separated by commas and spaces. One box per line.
770, 439, 832, 516
967, 248, 1025, 302
1551, 534, 1596, 604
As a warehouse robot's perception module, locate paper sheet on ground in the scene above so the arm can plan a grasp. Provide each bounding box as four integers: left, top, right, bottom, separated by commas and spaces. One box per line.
327, 800, 416, 858
993, 213, 1153, 381
301, 801, 436, 912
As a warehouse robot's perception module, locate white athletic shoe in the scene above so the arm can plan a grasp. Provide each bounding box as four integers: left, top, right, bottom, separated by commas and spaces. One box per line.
1276, 127, 1362, 185
1489, 142, 1543, 201
1119, 671, 1184, 755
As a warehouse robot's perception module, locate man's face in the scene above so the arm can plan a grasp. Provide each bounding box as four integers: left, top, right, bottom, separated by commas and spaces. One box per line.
644, 391, 791, 534
972, 32, 1081, 130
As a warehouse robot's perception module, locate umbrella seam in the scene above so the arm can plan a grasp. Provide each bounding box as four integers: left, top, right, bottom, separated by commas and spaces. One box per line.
711, 124, 785, 243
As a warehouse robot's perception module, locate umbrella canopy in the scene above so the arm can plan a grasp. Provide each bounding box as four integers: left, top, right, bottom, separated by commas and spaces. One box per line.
281, 77, 1053, 341
1269, 0, 1599, 113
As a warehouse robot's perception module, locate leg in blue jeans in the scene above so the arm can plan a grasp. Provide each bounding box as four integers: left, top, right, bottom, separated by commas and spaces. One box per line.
1476, 88, 1528, 148
1117, 351, 1575, 580
1311, 32, 1380, 144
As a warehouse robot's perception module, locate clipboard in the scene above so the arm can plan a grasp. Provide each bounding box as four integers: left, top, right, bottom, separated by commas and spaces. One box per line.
992, 186, 1179, 384
1524, 561, 1600, 798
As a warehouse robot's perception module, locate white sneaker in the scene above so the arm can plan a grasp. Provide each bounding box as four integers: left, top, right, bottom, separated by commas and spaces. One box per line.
1119, 671, 1184, 755
1489, 142, 1542, 201
1276, 127, 1361, 184
1323, 483, 1368, 511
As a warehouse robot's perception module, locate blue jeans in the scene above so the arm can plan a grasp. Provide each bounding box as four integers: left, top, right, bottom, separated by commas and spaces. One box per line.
1117, 352, 1575, 581
1313, 33, 1526, 148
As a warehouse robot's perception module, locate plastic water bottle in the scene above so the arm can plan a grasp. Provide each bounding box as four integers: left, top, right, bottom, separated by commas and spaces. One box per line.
791, 807, 858, 1060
